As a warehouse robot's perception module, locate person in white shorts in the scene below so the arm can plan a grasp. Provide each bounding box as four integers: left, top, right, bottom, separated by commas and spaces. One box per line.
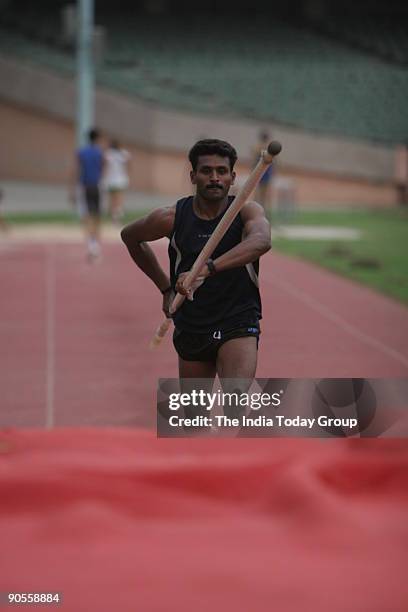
104, 140, 131, 223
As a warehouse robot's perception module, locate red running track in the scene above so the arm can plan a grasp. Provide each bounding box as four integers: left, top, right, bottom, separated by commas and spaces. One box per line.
1, 238, 408, 428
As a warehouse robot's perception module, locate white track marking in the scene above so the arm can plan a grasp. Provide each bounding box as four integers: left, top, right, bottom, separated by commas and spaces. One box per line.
269, 274, 408, 369
45, 244, 55, 428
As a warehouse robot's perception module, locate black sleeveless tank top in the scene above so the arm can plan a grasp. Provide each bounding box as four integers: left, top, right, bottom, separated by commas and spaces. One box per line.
168, 196, 262, 333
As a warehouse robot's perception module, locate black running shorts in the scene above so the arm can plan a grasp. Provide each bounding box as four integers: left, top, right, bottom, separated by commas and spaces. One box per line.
173, 322, 260, 362
84, 185, 100, 216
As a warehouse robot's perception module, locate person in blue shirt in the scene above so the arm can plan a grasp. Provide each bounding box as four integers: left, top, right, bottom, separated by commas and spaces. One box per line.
70, 128, 104, 261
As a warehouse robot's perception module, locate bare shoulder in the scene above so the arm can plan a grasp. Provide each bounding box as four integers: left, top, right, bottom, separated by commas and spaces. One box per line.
142, 205, 176, 234
240, 200, 267, 222
240, 200, 270, 240
121, 204, 176, 242
149, 205, 176, 226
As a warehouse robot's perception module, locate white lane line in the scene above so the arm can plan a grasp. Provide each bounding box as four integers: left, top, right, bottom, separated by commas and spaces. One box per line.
269, 274, 408, 369
45, 244, 55, 428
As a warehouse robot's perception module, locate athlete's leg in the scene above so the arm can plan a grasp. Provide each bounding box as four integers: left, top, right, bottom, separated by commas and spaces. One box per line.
216, 337, 258, 379
90, 213, 101, 241
109, 190, 117, 220
216, 337, 258, 418
178, 357, 216, 379
85, 213, 100, 241
84, 186, 102, 259
85, 213, 101, 260
111, 190, 125, 222
108, 190, 114, 218
178, 357, 216, 420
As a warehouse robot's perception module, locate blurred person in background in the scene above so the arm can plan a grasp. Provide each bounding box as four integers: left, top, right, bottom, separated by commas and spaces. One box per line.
103, 139, 131, 224
0, 188, 8, 233
253, 131, 296, 224
69, 128, 104, 261
274, 175, 297, 223
252, 130, 274, 219
394, 141, 408, 206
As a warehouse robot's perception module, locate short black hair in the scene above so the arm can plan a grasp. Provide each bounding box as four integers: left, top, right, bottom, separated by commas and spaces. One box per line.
188, 139, 237, 171
88, 128, 100, 143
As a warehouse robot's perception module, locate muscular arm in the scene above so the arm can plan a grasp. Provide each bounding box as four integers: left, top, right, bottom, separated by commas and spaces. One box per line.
121, 206, 175, 293
209, 201, 271, 275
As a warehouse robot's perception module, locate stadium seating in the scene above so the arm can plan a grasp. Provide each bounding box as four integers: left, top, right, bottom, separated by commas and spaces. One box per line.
309, 15, 408, 67
0, 8, 407, 145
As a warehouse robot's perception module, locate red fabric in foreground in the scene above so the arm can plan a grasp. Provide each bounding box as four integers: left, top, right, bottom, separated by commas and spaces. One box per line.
0, 429, 407, 612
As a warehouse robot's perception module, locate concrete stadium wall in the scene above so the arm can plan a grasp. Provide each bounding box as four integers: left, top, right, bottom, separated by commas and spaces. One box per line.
0, 54, 399, 207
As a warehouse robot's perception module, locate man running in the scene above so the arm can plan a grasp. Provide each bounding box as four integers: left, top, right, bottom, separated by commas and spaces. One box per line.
121, 139, 271, 415
70, 128, 104, 261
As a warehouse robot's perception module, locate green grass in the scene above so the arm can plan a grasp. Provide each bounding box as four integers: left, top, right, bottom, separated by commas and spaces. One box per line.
5, 212, 80, 225
271, 208, 408, 305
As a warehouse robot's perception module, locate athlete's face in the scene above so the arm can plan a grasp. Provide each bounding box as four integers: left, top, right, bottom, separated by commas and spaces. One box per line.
190, 155, 236, 202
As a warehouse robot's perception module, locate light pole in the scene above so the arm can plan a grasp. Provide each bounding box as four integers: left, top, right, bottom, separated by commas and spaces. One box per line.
76, 0, 94, 147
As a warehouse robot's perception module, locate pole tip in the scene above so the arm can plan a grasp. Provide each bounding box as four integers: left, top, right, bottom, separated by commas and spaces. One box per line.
267, 141, 282, 156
